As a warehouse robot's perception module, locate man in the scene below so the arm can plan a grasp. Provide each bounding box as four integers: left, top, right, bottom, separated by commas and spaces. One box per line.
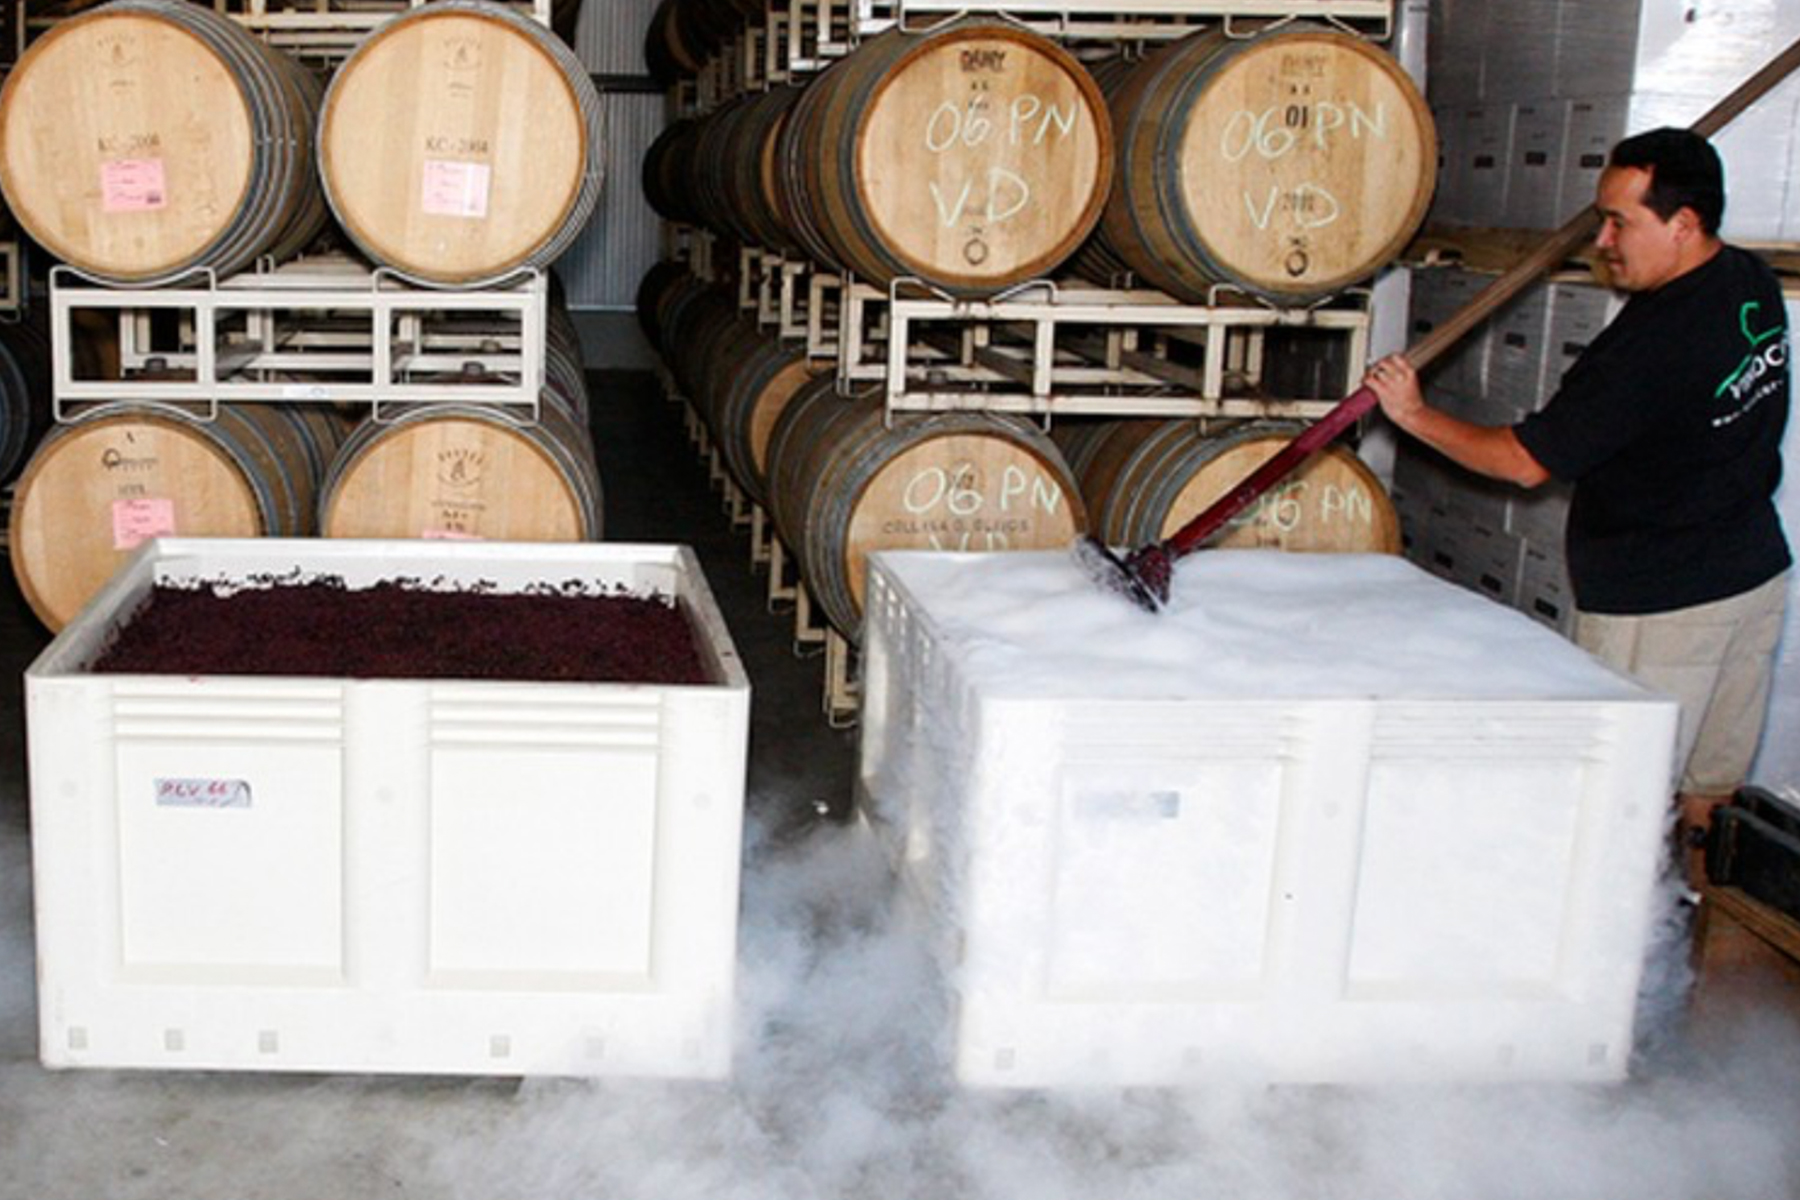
1365, 128, 1791, 876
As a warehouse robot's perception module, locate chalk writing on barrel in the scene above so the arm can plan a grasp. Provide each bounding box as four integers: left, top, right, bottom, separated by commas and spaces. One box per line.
1224, 481, 1373, 533
1218, 100, 1389, 163
930, 168, 1031, 229
901, 463, 1065, 518
1243, 183, 1342, 231
924, 94, 1080, 153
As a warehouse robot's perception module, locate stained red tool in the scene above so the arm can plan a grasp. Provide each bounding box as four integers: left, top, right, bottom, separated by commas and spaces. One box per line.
1082, 33, 1800, 612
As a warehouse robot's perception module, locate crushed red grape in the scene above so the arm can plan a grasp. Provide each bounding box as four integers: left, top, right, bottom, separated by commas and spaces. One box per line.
89, 579, 713, 685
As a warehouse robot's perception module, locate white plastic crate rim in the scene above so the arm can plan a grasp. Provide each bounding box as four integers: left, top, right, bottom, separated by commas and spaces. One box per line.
27, 538, 750, 1078
858, 548, 1678, 1087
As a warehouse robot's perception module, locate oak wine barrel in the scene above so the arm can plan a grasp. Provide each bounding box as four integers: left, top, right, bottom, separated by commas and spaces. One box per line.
686, 316, 822, 507
643, 0, 701, 83
695, 86, 806, 255
1065, 418, 1400, 553
319, 387, 602, 543
642, 118, 705, 228
638, 271, 819, 507
765, 378, 1087, 638
656, 280, 744, 401
0, 0, 328, 284
776, 19, 1113, 296
319, 0, 604, 286
8, 402, 350, 629
634, 261, 702, 348
1096, 26, 1435, 304
643, 0, 744, 83
0, 317, 50, 486
649, 271, 731, 360
549, 0, 584, 48
544, 314, 590, 418
644, 89, 804, 256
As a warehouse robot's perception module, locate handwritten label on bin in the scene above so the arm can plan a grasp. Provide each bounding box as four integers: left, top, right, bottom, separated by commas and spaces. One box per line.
155, 778, 252, 809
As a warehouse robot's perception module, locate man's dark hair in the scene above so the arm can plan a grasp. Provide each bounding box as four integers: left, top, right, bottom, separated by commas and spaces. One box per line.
1608, 127, 1726, 235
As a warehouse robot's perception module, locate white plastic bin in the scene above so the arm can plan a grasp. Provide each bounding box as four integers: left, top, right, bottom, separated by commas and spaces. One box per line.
27, 538, 750, 1078
859, 549, 1677, 1088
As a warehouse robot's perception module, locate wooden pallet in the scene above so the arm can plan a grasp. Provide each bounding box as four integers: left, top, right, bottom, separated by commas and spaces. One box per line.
1691, 884, 1800, 1027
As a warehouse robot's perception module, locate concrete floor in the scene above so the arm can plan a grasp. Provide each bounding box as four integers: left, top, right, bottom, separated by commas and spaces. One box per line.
1, 372, 1799, 1199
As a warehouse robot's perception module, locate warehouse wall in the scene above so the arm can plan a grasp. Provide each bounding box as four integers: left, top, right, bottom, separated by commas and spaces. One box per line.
560, 0, 665, 367
1429, 0, 1800, 240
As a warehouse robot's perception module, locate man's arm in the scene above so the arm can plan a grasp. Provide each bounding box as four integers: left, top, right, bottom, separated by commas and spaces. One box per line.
1364, 354, 1551, 488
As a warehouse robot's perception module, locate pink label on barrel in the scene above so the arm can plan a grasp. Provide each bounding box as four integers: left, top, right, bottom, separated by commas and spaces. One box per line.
112, 497, 175, 550
100, 158, 168, 212
422, 527, 482, 541
421, 159, 491, 218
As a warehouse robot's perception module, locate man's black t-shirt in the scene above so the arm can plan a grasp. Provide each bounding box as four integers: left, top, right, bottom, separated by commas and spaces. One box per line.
1515, 245, 1791, 614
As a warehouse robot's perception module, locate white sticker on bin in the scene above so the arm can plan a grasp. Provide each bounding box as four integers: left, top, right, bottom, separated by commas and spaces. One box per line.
155, 778, 252, 809
1072, 790, 1183, 821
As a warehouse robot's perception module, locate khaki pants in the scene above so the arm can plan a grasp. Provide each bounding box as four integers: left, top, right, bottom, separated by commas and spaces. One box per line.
1575, 571, 1789, 795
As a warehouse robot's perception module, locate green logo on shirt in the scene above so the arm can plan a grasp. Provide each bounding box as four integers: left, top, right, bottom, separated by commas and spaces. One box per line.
1712, 301, 1787, 427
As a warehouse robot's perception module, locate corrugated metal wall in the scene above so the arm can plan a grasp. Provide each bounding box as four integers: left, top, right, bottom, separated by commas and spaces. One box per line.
560, 0, 666, 312
575, 0, 656, 72
556, 93, 666, 312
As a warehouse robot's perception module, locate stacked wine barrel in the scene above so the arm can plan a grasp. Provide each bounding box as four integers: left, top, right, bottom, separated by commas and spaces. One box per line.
311, 4, 606, 549
318, 0, 604, 287
764, 383, 1088, 638
646, 19, 1116, 298
644, 18, 1434, 304
10, 402, 355, 629
646, 275, 823, 513
0, 0, 606, 630
641, 18, 1437, 645
318, 315, 603, 545
639, 267, 1088, 643
638, 269, 820, 516
1088, 27, 1437, 305
6, 301, 601, 631
0, 316, 52, 489
1054, 417, 1400, 555
0, 0, 329, 284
